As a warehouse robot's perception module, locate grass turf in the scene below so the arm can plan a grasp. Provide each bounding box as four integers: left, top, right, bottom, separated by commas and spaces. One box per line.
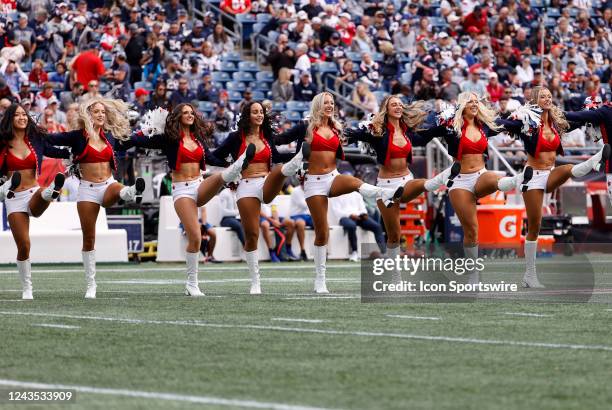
0, 260, 612, 410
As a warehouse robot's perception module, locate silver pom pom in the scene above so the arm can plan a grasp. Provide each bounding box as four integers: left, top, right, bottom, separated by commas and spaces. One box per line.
141, 108, 169, 137
510, 104, 542, 135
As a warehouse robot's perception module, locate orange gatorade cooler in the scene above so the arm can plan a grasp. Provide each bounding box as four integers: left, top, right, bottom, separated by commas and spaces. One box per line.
476, 205, 525, 245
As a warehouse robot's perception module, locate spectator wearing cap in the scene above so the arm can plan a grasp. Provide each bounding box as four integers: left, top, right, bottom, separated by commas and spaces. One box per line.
393, 19, 416, 56
301, 0, 323, 20
142, 0, 163, 22
159, 57, 183, 91
153, 8, 170, 33
41, 106, 66, 133
184, 58, 203, 91
69, 16, 93, 51
32, 10, 50, 60
110, 8, 128, 37
563, 43, 588, 71
169, 77, 196, 108
288, 11, 313, 43
351, 25, 375, 54
134, 88, 150, 115
10, 14, 36, 57
486, 73, 505, 103
323, 32, 347, 66
18, 81, 35, 103
47, 96, 67, 125
379, 41, 400, 92
71, 44, 105, 91
188, 21, 207, 49
60, 82, 84, 111
438, 67, 461, 102
310, 16, 334, 46
211, 101, 234, 143
272, 67, 294, 103
196, 72, 220, 102
335, 59, 358, 90
0, 60, 28, 93
552, 17, 573, 45
237, 88, 254, 113
337, 12, 356, 46
460, 67, 486, 96
294, 70, 317, 101
207, 23, 234, 55
165, 22, 185, 56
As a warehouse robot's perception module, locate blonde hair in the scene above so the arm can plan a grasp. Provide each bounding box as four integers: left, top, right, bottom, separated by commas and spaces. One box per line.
306, 92, 343, 142
78, 97, 131, 141
529, 86, 569, 134
369, 95, 427, 136
453, 92, 501, 136
278, 67, 292, 84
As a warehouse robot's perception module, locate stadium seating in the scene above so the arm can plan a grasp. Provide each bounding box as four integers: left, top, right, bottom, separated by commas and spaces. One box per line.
0, 202, 127, 263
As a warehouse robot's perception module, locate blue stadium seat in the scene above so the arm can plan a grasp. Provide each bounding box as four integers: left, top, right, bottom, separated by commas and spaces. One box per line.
252, 90, 265, 100
371, 52, 384, 62
256, 71, 274, 82
286, 101, 309, 112
134, 81, 153, 89
236, 13, 256, 23
256, 13, 272, 23
99, 82, 110, 93
221, 61, 238, 72
254, 82, 270, 91
233, 72, 254, 82
430, 17, 448, 27
229, 90, 243, 102
198, 101, 215, 113
530, 56, 541, 67
400, 72, 411, 84
252, 23, 265, 35
238, 61, 259, 72
346, 51, 361, 62
281, 111, 302, 122
221, 51, 242, 62
314, 62, 337, 73
213, 82, 224, 89
102, 52, 113, 61
547, 9, 560, 17
211, 71, 231, 83
272, 102, 286, 111
268, 31, 280, 43
103, 60, 112, 69
226, 81, 247, 91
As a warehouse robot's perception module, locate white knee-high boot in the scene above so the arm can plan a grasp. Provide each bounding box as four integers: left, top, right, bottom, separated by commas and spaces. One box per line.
246, 250, 261, 294
498, 166, 533, 192
17, 259, 32, 300
41, 173, 65, 201
119, 178, 145, 203
359, 183, 401, 207
185, 251, 204, 296
464, 244, 479, 285
83, 250, 97, 299
222, 143, 256, 183
522, 240, 544, 288
386, 244, 401, 284
424, 162, 462, 191
571, 145, 611, 177
313, 245, 329, 293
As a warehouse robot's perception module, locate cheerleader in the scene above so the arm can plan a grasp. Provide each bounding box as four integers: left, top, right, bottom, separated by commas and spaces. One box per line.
46, 98, 146, 299
262, 92, 403, 293
344, 95, 461, 281
497, 87, 610, 287
0, 103, 69, 300
420, 92, 537, 284
209, 101, 295, 294
564, 97, 612, 205
119, 103, 255, 296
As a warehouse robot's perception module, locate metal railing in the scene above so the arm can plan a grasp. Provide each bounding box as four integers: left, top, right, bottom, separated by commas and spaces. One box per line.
320, 73, 369, 118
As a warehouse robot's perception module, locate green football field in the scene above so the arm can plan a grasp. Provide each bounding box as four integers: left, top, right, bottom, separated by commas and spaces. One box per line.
1, 259, 612, 410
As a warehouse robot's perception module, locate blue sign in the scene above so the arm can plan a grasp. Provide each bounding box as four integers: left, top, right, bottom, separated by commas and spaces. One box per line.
107, 215, 144, 253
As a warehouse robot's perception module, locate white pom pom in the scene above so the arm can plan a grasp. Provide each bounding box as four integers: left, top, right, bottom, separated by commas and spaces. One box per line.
358, 113, 375, 130
230, 112, 242, 133
141, 108, 169, 136
510, 104, 542, 135
584, 124, 603, 142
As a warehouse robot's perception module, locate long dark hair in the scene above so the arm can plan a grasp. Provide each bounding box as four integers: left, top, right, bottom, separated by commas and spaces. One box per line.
165, 103, 214, 146
0, 103, 47, 146
236, 101, 274, 140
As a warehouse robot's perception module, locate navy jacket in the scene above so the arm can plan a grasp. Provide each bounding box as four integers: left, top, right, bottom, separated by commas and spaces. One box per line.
496, 118, 565, 158
46, 129, 121, 171
208, 130, 294, 169
0, 134, 70, 177
565, 105, 612, 172
118, 131, 227, 171
345, 121, 440, 166
274, 121, 345, 160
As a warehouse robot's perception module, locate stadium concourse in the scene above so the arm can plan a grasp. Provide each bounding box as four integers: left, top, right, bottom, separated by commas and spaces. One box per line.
1, 0, 612, 408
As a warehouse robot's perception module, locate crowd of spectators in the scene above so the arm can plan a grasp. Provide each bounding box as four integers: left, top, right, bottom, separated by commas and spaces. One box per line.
0, 0, 610, 150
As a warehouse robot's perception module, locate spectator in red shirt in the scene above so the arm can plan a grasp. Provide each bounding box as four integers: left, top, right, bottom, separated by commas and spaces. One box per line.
28, 59, 48, 87
486, 73, 505, 102
463, 5, 488, 35
70, 44, 106, 91
221, 0, 251, 15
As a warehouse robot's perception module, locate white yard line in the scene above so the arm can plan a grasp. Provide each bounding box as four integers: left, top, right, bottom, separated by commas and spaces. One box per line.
0, 264, 357, 274
502, 312, 553, 318
272, 318, 326, 324
96, 278, 358, 285
0, 299, 26, 302
0, 379, 334, 410
31, 323, 80, 330
385, 314, 441, 321
283, 296, 359, 300
0, 311, 610, 352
